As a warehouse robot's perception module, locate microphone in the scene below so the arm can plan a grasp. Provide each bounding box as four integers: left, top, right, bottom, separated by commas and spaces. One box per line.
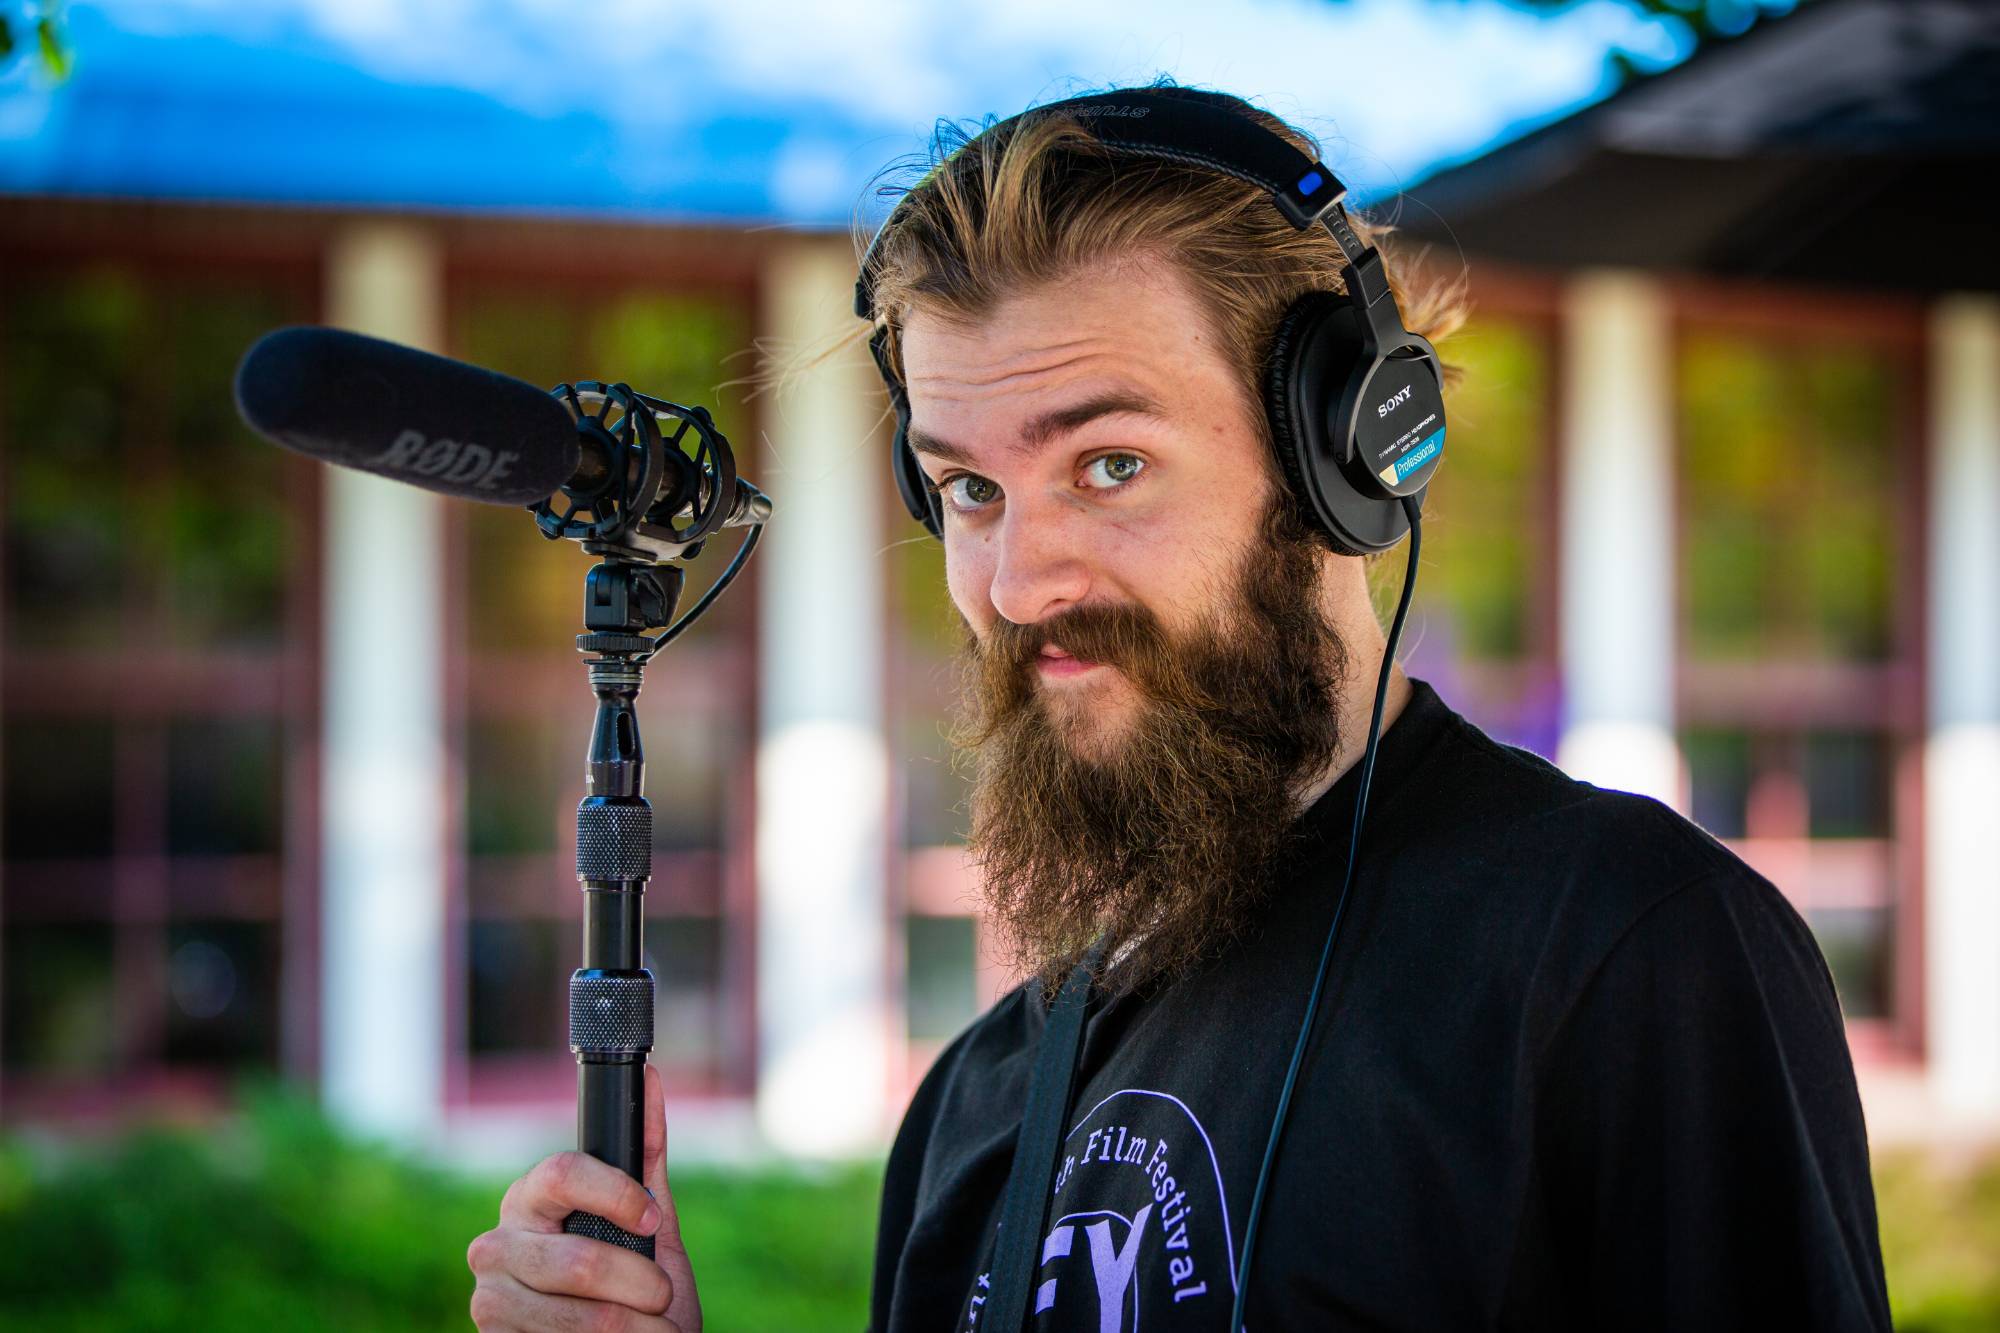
232, 326, 771, 531
235, 325, 579, 506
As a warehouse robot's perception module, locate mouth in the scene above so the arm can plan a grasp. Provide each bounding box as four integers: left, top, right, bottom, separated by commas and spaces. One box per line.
1035, 643, 1104, 679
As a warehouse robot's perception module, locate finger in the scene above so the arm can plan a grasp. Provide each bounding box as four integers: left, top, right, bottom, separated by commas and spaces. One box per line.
642, 1062, 687, 1249
644, 1059, 664, 1196
469, 1229, 673, 1314
480, 1230, 674, 1316
500, 1149, 660, 1238
472, 1272, 681, 1333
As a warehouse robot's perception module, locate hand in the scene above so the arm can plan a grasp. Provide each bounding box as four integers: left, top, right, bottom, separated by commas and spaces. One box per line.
468, 1064, 703, 1332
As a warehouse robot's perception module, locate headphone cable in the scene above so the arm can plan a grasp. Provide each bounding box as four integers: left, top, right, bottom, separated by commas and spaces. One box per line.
1228, 493, 1423, 1332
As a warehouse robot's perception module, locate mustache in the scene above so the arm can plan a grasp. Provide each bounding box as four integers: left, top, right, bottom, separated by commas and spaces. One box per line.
983, 602, 1157, 670
970, 602, 1230, 716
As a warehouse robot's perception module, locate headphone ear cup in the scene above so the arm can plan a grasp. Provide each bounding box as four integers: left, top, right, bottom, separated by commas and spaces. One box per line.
1262, 292, 1369, 558
871, 325, 943, 538
888, 391, 943, 539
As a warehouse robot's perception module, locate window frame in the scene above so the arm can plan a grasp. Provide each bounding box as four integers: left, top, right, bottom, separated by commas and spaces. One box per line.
1667, 276, 1929, 1060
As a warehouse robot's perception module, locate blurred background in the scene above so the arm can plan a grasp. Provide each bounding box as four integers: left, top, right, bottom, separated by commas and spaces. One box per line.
1, 0, 1996, 1327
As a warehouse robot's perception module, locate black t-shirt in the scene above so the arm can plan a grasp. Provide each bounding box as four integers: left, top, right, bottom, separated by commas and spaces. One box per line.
868, 678, 1892, 1332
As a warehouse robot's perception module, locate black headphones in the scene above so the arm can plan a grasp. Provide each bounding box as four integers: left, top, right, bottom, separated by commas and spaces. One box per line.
852, 86, 1446, 556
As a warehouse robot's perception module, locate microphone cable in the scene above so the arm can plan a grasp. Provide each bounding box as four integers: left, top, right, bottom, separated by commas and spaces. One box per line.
1228, 492, 1423, 1333
639, 520, 764, 659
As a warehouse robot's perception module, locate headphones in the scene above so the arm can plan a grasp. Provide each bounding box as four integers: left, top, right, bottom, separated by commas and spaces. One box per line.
852, 86, 1446, 557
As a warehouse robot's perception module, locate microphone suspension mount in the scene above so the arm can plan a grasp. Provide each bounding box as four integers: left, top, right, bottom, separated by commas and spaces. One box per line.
533, 382, 740, 563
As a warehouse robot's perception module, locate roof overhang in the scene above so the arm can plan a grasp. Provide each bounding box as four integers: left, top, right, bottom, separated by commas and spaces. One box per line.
1399, 0, 2000, 294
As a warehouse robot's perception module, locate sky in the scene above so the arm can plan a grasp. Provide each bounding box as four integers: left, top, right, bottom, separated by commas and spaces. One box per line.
0, 0, 1788, 224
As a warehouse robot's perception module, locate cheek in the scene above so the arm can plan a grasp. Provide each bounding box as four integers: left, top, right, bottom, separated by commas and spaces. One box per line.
1098, 516, 1203, 598
943, 534, 997, 632
1107, 516, 1244, 633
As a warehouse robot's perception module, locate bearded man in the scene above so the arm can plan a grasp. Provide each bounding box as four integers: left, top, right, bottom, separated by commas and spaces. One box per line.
468, 86, 1892, 1333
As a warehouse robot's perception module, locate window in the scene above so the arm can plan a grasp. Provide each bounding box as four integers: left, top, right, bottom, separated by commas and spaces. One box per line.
1413, 309, 1561, 755
1675, 310, 1922, 1032
887, 458, 1009, 1083
0, 258, 316, 1115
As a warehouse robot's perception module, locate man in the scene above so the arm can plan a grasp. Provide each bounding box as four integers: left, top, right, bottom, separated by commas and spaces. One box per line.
468, 86, 1892, 1332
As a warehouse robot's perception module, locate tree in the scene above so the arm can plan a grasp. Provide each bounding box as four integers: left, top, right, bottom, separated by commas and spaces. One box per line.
0, 0, 67, 80
1510, 0, 1809, 37
1424, 0, 1816, 90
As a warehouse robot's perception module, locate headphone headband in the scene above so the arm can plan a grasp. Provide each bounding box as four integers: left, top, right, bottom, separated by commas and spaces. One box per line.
853, 89, 1371, 323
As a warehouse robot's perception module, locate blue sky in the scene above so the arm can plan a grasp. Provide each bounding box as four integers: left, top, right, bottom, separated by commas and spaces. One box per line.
0, 0, 1784, 225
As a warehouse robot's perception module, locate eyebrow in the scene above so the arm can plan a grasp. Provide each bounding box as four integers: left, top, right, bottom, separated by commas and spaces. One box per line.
906, 390, 1166, 470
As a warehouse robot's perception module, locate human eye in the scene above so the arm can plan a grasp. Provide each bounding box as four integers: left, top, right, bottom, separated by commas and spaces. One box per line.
929, 472, 1002, 513
1080, 452, 1146, 490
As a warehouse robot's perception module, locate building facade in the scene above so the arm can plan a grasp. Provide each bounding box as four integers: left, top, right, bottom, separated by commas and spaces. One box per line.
2, 0, 1995, 1161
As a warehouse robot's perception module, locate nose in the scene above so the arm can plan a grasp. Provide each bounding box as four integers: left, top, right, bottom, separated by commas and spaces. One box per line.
983, 499, 1092, 628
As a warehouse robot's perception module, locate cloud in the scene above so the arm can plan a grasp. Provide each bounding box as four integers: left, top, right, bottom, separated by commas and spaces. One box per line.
87, 0, 1694, 212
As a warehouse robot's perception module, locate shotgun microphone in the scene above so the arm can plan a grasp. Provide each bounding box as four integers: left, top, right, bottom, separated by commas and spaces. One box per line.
235, 325, 580, 504
233, 325, 770, 534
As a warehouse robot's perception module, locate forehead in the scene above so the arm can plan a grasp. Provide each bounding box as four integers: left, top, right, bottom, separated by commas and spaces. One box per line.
899, 254, 1244, 439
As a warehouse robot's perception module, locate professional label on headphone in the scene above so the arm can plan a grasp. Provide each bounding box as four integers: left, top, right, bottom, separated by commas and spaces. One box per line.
1350, 353, 1446, 497
1379, 426, 1444, 488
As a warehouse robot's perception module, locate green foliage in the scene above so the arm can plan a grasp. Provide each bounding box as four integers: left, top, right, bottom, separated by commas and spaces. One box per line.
1679, 330, 1897, 662
1502, 0, 1813, 52
1428, 0, 1821, 94
4, 1078, 1996, 1329
1419, 316, 1547, 659
0, 1076, 880, 1332
1875, 1149, 2000, 1333
0, 0, 68, 80
0, 1079, 490, 1331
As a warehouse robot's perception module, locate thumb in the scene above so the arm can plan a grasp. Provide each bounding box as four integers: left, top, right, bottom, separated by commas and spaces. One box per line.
642, 1061, 688, 1254
641, 1062, 702, 1331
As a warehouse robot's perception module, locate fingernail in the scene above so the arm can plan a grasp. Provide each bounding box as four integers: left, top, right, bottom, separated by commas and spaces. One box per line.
640, 1203, 661, 1234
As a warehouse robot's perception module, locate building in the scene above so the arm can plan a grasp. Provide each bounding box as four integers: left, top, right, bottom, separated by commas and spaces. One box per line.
1, 0, 1992, 1163
1396, 0, 2000, 1139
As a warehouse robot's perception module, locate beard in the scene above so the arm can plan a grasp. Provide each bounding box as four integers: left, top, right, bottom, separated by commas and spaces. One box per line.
948, 496, 1350, 999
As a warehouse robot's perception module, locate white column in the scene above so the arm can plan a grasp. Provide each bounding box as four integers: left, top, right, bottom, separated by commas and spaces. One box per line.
754, 237, 893, 1156
320, 222, 449, 1147
1924, 295, 2000, 1117
1555, 272, 1681, 804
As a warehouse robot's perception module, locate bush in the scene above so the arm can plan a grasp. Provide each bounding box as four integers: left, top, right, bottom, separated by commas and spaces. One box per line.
1875, 1148, 2000, 1332
0, 1076, 879, 1332
3, 1080, 1996, 1330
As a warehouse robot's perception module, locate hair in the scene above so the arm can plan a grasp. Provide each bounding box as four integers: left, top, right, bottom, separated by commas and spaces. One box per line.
853, 81, 1473, 542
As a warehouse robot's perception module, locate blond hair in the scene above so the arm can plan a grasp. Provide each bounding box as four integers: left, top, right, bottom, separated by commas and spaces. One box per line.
855, 84, 1471, 514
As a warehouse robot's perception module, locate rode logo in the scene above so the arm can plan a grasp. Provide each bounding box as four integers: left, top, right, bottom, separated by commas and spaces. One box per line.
1376, 385, 1414, 418
371, 429, 520, 489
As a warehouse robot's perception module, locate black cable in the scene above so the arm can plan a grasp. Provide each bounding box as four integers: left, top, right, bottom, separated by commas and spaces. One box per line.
1227, 493, 1423, 1332
642, 521, 764, 658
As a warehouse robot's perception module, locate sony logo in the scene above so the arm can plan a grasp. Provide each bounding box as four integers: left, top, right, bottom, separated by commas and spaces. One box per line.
370, 429, 520, 489
1376, 385, 1414, 418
